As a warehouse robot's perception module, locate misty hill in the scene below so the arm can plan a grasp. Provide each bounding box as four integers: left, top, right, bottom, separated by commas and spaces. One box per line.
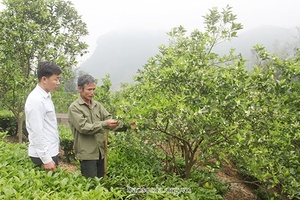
213, 25, 297, 70
79, 26, 297, 90
79, 28, 168, 90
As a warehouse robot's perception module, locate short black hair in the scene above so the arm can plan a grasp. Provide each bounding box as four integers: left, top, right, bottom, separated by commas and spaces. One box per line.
77, 74, 95, 88
37, 61, 62, 81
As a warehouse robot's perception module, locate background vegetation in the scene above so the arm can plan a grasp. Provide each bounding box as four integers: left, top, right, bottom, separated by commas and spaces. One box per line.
0, 0, 88, 142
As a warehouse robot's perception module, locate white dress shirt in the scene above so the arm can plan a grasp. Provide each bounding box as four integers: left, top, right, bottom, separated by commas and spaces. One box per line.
25, 85, 59, 164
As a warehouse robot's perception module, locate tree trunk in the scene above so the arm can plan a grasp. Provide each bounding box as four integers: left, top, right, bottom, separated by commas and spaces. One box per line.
17, 114, 25, 143
104, 130, 108, 178
185, 158, 196, 179
184, 146, 196, 179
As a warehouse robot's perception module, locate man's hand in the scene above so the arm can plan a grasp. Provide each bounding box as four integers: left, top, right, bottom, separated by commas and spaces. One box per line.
44, 160, 56, 172
107, 119, 119, 130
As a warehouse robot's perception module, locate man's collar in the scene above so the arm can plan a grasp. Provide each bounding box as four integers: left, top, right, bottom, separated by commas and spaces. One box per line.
36, 84, 51, 98
78, 96, 95, 107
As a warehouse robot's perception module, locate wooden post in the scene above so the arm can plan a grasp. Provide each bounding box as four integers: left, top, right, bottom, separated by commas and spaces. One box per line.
104, 130, 108, 178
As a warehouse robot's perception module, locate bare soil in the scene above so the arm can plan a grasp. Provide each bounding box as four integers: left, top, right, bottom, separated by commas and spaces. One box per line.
59, 160, 80, 173
217, 163, 258, 200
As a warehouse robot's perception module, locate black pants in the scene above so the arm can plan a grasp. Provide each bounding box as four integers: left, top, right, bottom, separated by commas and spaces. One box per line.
80, 156, 104, 178
30, 155, 59, 166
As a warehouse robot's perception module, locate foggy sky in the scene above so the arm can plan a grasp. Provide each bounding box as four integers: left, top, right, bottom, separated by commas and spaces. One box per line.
1, 0, 300, 63
70, 0, 300, 63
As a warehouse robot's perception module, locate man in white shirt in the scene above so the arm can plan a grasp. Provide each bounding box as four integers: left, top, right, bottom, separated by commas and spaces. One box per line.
25, 61, 62, 172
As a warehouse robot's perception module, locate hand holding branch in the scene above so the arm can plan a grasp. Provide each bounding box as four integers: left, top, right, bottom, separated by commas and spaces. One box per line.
107, 119, 119, 130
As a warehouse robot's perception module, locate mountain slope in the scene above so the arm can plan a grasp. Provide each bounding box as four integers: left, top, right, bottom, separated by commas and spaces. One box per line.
79, 28, 168, 90
213, 26, 296, 69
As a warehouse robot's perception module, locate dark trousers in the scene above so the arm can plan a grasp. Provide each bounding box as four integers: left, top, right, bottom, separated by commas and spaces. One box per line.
80, 155, 104, 178
30, 155, 59, 166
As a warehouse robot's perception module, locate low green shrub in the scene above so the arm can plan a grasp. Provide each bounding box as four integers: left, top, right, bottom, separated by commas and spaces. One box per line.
59, 125, 75, 163
0, 132, 126, 200
105, 132, 224, 199
1, 130, 227, 199
0, 110, 17, 136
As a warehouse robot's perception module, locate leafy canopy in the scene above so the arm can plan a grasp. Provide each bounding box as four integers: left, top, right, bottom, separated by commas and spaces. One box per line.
0, 0, 88, 142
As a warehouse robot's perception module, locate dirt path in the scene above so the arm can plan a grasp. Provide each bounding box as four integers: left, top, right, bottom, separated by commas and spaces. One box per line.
217, 167, 258, 200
